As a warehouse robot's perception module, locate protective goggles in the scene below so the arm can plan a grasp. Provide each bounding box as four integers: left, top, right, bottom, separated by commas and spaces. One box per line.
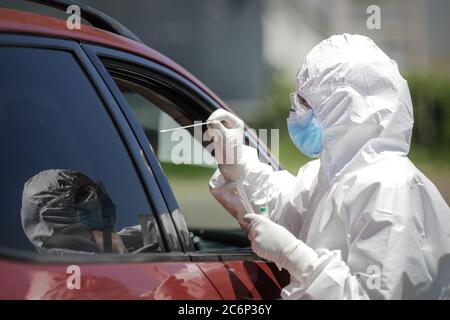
289, 92, 310, 117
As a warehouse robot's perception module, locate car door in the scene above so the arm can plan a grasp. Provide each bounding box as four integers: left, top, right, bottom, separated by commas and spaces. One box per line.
82, 44, 290, 299
0, 34, 221, 300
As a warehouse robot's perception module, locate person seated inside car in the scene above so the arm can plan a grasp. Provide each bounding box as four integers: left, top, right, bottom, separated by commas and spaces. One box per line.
20, 169, 127, 254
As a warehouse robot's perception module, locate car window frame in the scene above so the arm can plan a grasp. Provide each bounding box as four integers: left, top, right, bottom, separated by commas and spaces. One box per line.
0, 33, 189, 263
82, 44, 281, 262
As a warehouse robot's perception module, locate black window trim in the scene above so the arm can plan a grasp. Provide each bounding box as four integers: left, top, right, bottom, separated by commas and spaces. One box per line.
0, 33, 189, 263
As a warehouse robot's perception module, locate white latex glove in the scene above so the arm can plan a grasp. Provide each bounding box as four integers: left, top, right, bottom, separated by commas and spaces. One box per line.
244, 213, 318, 279
207, 109, 245, 181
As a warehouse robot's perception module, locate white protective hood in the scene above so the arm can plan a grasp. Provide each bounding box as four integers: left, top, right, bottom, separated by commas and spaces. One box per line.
210, 34, 450, 299
298, 33, 413, 181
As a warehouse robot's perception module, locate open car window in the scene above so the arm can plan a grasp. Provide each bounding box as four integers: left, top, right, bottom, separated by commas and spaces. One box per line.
103, 63, 252, 252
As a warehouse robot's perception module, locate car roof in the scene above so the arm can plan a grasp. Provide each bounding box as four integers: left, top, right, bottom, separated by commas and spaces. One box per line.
0, 8, 227, 109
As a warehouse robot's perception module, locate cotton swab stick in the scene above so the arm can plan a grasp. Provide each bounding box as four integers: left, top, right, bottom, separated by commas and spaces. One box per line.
159, 121, 214, 133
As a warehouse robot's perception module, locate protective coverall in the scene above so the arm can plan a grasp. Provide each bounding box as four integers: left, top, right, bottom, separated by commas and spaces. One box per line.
208, 34, 450, 299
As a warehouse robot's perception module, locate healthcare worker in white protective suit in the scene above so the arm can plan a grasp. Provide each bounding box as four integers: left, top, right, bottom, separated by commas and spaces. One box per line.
206, 34, 450, 300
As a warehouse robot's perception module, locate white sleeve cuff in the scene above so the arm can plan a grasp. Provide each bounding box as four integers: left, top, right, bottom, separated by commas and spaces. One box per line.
284, 241, 319, 282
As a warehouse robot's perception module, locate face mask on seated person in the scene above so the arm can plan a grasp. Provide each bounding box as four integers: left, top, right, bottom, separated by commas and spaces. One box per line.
75, 184, 116, 231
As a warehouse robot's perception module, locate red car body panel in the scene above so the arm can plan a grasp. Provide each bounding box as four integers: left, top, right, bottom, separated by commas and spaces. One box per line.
0, 7, 284, 300
197, 261, 286, 300
0, 259, 222, 299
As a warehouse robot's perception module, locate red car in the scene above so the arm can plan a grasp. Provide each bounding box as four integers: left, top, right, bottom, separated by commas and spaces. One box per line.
0, 0, 288, 299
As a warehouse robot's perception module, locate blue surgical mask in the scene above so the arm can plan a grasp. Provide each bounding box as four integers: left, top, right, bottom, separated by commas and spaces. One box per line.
287, 110, 323, 158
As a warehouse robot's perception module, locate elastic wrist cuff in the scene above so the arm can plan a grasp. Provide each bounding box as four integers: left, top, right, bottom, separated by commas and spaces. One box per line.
284, 241, 319, 281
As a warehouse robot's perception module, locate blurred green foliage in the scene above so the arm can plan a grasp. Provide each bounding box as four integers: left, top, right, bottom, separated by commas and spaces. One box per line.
251, 72, 450, 174
252, 72, 293, 134
161, 162, 215, 179
407, 74, 450, 157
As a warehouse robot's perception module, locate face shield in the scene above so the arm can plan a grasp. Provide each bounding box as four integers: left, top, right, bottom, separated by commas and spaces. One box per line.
74, 183, 116, 231
74, 183, 117, 253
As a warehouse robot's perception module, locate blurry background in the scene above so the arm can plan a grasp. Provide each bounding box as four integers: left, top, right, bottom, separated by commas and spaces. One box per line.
2, 0, 448, 229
